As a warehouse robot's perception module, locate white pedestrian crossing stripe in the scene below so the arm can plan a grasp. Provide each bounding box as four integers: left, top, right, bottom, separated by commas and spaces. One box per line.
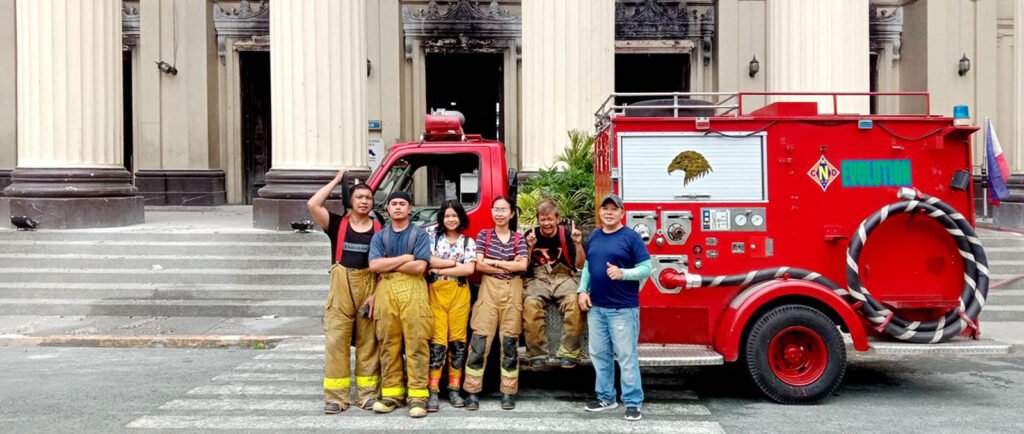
234, 361, 321, 371
212, 372, 321, 382
161, 398, 711, 416
128, 337, 725, 432
128, 415, 726, 432
253, 352, 323, 360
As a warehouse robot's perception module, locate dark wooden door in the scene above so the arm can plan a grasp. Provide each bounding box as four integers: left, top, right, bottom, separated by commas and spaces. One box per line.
240, 52, 271, 204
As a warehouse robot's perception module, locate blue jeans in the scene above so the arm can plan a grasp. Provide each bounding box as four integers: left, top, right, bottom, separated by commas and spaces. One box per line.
587, 305, 643, 408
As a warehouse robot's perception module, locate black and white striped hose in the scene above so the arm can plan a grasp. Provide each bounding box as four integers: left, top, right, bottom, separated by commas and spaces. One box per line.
672, 188, 988, 343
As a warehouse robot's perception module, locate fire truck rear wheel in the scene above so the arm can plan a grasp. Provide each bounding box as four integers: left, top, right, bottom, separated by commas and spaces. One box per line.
744, 304, 847, 405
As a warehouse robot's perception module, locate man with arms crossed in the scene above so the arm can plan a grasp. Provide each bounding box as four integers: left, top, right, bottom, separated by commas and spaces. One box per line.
368, 191, 433, 418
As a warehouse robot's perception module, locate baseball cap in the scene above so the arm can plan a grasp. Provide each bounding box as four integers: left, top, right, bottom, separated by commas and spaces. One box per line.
600, 194, 623, 209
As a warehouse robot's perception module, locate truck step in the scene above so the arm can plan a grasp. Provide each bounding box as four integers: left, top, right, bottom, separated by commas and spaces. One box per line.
638, 344, 725, 366
519, 344, 725, 369
862, 338, 1010, 356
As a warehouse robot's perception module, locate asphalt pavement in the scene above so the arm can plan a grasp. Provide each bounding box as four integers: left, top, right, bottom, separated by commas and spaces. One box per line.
2, 341, 1023, 433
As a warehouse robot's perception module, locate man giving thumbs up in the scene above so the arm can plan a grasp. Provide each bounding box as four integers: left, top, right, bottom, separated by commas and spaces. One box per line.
576, 194, 651, 422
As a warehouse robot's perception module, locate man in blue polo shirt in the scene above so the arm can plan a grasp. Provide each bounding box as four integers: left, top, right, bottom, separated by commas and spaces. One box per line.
577, 194, 652, 422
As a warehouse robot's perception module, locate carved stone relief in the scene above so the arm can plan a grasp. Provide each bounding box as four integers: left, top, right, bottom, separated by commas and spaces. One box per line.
615, 0, 715, 65
213, 0, 270, 63
401, 0, 522, 60
122, 2, 139, 50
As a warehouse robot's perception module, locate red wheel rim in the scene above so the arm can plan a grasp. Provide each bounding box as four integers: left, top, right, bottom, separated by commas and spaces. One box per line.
767, 326, 828, 387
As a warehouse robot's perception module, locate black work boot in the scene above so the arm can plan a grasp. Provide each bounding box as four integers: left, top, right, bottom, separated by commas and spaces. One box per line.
324, 402, 342, 414
426, 391, 440, 413
560, 357, 578, 369
501, 394, 516, 410
448, 390, 466, 408
464, 393, 480, 411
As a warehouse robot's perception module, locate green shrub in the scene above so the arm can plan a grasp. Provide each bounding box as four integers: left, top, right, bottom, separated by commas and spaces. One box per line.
518, 130, 595, 229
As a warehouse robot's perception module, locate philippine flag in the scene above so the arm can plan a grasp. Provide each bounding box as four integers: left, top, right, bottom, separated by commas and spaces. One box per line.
986, 119, 1011, 206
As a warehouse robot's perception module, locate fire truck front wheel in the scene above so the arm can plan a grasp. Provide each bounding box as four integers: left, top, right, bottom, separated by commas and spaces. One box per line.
743, 304, 847, 405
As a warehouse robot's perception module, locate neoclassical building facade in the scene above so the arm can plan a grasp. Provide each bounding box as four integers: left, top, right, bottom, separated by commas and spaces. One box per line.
0, 0, 1021, 228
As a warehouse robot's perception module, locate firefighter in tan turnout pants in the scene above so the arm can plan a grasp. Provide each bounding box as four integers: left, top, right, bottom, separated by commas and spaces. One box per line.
308, 173, 382, 414
464, 196, 529, 411
524, 199, 586, 368
368, 191, 434, 418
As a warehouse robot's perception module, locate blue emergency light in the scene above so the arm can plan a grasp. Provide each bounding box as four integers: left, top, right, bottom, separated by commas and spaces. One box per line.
953, 105, 970, 126
953, 105, 969, 120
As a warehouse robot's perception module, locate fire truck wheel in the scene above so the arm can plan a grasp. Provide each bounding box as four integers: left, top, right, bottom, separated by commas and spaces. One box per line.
744, 304, 847, 405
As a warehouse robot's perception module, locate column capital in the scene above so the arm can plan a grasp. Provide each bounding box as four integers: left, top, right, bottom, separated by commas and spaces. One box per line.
869, 5, 903, 62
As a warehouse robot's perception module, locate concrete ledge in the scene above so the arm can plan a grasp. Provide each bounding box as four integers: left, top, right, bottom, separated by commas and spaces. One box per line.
0, 169, 11, 194
135, 170, 227, 207
0, 334, 298, 349
994, 202, 1024, 230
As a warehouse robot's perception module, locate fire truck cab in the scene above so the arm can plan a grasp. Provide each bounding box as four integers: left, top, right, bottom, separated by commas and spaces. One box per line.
361, 113, 516, 236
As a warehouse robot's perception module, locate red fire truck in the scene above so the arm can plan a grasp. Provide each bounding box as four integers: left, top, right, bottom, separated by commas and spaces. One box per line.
357, 92, 1008, 404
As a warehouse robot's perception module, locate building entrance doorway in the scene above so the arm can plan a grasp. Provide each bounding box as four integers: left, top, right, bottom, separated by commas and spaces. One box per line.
239, 52, 271, 205
615, 53, 690, 106
425, 53, 504, 141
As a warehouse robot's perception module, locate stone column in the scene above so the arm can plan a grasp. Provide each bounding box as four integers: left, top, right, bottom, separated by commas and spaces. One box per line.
1015, 0, 1024, 174
134, 0, 225, 206
766, 0, 869, 114
2, 0, 143, 228
0, 0, 15, 193
520, 0, 614, 173
995, 0, 1024, 228
254, 0, 367, 229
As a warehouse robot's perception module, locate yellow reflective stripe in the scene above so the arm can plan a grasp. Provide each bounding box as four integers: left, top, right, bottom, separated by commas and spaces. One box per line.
465, 366, 484, 377
500, 367, 519, 378
408, 388, 430, 399
381, 387, 406, 398
323, 377, 351, 390
355, 376, 379, 387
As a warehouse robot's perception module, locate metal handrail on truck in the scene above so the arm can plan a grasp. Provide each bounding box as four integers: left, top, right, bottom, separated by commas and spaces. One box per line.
594, 91, 936, 128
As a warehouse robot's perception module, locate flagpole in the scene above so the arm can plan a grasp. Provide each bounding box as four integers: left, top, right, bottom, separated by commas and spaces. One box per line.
982, 117, 990, 219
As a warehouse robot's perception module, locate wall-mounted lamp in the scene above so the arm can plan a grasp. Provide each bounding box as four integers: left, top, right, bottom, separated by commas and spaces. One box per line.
748, 55, 759, 78
155, 61, 177, 75
958, 53, 971, 76
367, 59, 372, 77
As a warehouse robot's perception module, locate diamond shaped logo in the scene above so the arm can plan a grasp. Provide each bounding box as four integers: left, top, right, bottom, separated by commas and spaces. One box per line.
808, 155, 840, 192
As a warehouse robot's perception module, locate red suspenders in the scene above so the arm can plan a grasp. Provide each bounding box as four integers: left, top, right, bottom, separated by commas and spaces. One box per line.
335, 216, 382, 264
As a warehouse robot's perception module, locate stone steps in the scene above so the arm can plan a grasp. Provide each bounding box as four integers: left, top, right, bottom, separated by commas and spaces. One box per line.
0, 283, 324, 301
0, 298, 321, 317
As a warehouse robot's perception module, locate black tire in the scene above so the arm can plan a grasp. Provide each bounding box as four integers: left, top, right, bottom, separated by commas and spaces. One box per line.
743, 304, 847, 404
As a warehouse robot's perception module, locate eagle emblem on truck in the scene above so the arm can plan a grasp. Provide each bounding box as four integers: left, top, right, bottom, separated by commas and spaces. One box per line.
667, 150, 713, 186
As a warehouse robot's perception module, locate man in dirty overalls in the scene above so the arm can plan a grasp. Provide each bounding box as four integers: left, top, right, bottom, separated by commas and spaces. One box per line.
523, 199, 586, 368
307, 173, 382, 414
367, 191, 433, 418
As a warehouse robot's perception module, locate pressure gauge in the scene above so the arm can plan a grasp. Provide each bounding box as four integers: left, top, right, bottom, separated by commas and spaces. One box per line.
733, 214, 747, 226
751, 215, 764, 227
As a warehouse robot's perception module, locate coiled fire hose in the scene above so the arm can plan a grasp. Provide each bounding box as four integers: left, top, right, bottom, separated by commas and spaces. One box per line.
661, 188, 988, 343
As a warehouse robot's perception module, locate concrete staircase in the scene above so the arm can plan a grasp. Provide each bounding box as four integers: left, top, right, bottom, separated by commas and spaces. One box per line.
0, 230, 331, 317
0, 223, 1019, 322
975, 229, 1024, 322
